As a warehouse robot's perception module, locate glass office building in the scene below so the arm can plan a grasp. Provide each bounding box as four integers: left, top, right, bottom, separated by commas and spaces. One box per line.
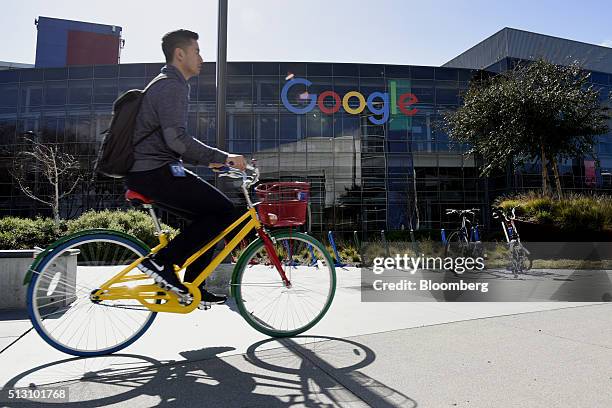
0, 60, 610, 234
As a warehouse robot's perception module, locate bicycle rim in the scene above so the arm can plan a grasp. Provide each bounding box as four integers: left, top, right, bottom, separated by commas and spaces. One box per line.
234, 231, 336, 337
520, 246, 533, 271
28, 233, 158, 356
445, 231, 469, 258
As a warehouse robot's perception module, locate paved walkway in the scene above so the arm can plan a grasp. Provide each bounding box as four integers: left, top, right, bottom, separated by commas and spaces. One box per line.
0, 268, 610, 407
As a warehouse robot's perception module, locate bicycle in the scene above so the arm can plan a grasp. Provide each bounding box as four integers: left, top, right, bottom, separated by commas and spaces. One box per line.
24, 165, 337, 357
443, 208, 485, 272
491, 206, 532, 278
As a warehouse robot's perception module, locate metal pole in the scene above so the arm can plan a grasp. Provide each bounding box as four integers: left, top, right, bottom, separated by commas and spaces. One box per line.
328, 230, 347, 268
216, 0, 228, 151
381, 229, 390, 258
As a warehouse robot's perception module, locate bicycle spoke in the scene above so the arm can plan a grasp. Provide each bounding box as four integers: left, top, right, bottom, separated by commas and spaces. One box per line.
29, 235, 156, 356
236, 233, 335, 335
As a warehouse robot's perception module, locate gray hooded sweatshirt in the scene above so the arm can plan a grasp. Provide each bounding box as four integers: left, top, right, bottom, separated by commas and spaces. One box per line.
130, 64, 228, 172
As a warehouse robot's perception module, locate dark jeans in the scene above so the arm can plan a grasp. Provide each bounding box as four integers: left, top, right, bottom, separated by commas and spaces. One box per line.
126, 164, 236, 283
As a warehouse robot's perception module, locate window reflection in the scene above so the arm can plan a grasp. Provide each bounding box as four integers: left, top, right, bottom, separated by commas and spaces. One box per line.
0, 62, 609, 230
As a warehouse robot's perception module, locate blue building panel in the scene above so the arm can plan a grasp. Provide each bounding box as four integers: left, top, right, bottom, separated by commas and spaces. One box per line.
35, 16, 122, 68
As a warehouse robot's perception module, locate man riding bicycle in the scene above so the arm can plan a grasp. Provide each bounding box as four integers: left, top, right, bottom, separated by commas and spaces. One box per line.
126, 29, 247, 307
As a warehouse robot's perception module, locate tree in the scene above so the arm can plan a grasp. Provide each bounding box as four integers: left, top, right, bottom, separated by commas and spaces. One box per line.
443, 59, 611, 197
11, 133, 82, 225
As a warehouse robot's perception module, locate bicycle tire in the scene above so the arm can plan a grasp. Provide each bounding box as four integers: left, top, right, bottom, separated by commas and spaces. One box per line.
516, 245, 533, 272
444, 231, 469, 259
232, 230, 336, 337
27, 232, 158, 357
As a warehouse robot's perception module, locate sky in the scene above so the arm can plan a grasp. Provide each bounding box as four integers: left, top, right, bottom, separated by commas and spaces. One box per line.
1, 0, 611, 66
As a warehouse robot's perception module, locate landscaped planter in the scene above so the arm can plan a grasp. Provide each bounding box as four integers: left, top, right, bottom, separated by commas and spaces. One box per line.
516, 220, 612, 242
0, 249, 79, 311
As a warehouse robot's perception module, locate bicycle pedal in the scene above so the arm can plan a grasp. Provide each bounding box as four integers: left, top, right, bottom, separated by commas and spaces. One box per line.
177, 293, 193, 305
197, 302, 212, 311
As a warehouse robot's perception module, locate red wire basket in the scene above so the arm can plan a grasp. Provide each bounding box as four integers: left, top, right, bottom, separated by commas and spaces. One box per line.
255, 182, 310, 227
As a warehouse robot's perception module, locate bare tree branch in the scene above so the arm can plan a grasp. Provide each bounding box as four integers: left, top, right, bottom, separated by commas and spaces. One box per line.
11, 136, 83, 225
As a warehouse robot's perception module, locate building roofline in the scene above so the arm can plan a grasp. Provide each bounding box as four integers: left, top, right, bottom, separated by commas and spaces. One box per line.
444, 27, 612, 67
36, 15, 122, 32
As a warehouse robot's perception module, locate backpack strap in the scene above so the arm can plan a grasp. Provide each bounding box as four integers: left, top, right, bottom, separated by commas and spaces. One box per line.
134, 74, 169, 146
144, 73, 168, 92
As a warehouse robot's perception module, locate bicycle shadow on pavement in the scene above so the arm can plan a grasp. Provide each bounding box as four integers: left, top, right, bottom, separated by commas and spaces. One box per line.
244, 336, 417, 407
2, 348, 284, 407
2, 337, 416, 407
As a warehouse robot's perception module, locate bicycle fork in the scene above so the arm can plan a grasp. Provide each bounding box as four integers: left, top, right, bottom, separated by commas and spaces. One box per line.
257, 228, 292, 288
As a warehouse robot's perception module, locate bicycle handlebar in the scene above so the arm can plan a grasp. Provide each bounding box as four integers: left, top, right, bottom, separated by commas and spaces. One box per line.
492, 206, 518, 221
214, 163, 260, 188
445, 208, 480, 215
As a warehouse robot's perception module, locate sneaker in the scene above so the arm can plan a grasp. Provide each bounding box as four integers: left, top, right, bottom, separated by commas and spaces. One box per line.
138, 256, 190, 300
197, 288, 227, 310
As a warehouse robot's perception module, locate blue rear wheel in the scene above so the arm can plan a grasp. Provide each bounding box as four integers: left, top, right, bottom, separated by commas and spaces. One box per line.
27, 232, 158, 357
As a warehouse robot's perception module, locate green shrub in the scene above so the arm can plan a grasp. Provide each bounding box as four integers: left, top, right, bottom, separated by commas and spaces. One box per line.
339, 244, 361, 263
533, 210, 554, 224
523, 196, 553, 215
0, 217, 65, 249
496, 192, 611, 231
66, 209, 178, 248
0, 209, 179, 250
554, 197, 605, 231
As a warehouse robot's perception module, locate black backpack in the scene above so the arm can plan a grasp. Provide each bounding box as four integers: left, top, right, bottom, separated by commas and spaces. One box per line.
95, 75, 167, 178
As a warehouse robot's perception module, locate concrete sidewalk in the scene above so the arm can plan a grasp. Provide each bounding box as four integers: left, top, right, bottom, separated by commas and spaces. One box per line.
0, 268, 610, 407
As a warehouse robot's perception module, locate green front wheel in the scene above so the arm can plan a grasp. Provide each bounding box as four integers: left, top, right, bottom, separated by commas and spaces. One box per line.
232, 230, 336, 337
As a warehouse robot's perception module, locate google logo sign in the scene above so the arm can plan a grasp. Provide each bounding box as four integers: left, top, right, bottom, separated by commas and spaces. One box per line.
281, 78, 419, 125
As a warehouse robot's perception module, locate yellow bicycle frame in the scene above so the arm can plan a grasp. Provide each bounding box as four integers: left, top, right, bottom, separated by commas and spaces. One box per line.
93, 207, 262, 313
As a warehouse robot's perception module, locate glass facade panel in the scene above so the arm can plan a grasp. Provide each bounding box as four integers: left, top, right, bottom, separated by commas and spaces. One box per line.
253, 76, 279, 107
20, 82, 44, 112
412, 66, 434, 79
227, 62, 252, 75
94, 65, 119, 78
0, 61, 609, 231
0, 70, 19, 83
44, 68, 67, 81
94, 79, 118, 104
253, 62, 278, 76
227, 76, 253, 108
69, 66, 94, 79
44, 81, 67, 105
118, 77, 146, 94
280, 62, 306, 78
333, 63, 359, 77
0, 84, 19, 108
120, 64, 146, 77
69, 80, 93, 105
20, 69, 44, 82
197, 76, 216, 104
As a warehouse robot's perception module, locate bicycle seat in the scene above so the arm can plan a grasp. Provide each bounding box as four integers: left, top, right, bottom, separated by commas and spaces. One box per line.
125, 190, 154, 205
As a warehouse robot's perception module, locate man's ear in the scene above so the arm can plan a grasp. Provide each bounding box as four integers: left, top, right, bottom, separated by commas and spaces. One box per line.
174, 47, 185, 62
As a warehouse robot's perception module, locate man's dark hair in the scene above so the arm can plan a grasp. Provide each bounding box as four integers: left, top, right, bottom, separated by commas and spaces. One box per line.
161, 30, 199, 63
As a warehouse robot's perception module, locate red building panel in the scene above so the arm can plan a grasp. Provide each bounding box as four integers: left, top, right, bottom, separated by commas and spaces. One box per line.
66, 30, 120, 65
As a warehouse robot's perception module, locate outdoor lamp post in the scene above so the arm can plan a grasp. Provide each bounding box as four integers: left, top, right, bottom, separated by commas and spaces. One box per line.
216, 0, 228, 151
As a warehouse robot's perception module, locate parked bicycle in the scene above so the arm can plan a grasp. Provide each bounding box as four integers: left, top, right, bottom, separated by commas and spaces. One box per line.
24, 164, 336, 357
491, 206, 532, 277
443, 208, 485, 274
